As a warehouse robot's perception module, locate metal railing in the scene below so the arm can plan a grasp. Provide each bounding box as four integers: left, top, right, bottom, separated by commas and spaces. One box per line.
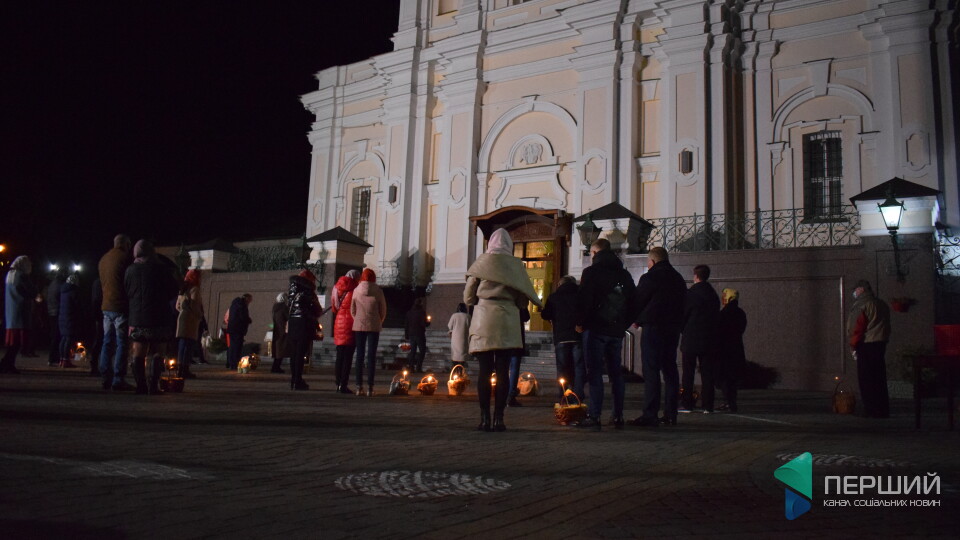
646, 205, 861, 252
935, 231, 960, 310
227, 246, 305, 272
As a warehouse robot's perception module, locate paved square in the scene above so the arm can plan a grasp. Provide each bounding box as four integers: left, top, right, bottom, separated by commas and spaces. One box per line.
1, 358, 957, 539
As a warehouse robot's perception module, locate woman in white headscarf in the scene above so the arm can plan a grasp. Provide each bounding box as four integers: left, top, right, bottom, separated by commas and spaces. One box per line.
1, 256, 36, 374
463, 228, 542, 431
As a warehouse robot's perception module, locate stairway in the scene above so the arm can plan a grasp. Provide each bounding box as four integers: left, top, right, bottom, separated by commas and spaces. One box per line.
309, 329, 559, 382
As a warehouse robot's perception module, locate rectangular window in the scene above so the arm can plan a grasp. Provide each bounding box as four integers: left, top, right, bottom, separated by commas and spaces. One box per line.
351, 186, 372, 242
803, 131, 843, 219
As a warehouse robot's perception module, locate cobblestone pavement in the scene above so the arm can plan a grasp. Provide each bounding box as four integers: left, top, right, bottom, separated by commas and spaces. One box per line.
1, 357, 958, 539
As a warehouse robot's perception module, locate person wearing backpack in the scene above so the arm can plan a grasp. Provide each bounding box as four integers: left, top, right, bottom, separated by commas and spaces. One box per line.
575, 238, 637, 431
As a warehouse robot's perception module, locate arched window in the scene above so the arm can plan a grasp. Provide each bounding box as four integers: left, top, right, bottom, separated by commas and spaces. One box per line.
803, 130, 843, 219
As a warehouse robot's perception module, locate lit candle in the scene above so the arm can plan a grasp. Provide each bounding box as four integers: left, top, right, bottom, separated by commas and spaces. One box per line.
559, 378, 566, 391
426, 314, 432, 323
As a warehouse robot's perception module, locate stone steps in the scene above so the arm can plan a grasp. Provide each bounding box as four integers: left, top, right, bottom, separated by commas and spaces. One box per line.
309, 328, 559, 382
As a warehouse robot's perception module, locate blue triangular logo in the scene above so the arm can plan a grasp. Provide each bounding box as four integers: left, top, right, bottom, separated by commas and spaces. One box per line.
784, 488, 811, 520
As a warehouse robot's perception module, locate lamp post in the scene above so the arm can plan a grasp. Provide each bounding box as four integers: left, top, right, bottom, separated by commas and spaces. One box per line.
294, 233, 310, 266
878, 188, 905, 282
175, 244, 191, 276
576, 213, 602, 255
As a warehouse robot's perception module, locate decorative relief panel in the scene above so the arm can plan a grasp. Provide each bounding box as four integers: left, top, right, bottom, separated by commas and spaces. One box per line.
504, 134, 557, 170
904, 128, 930, 173
311, 200, 323, 225
449, 169, 467, 206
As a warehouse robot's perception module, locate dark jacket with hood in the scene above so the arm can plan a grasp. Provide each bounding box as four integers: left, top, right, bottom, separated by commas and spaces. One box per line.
541, 279, 581, 343
634, 260, 686, 329
680, 281, 720, 354
287, 275, 322, 340
227, 296, 253, 337
576, 250, 638, 338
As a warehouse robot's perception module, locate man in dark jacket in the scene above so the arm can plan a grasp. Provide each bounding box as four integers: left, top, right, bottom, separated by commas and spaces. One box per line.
404, 297, 429, 372
98, 234, 132, 391
45, 267, 66, 367
57, 274, 81, 368
125, 240, 179, 394
680, 264, 720, 413
632, 246, 687, 427
846, 279, 891, 418
542, 275, 583, 400
226, 293, 253, 370
575, 239, 638, 430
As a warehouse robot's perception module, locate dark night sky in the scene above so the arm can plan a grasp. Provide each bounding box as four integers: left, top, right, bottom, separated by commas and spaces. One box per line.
1, 1, 400, 270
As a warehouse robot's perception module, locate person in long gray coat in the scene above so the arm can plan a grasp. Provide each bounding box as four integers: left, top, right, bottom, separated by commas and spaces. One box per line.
463, 228, 542, 432
1, 256, 36, 374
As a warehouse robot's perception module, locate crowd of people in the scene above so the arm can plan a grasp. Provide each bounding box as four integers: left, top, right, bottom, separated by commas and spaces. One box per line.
2, 227, 892, 427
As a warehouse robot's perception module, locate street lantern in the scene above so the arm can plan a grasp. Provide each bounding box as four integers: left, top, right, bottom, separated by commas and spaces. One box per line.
294, 233, 310, 266
576, 213, 602, 255
878, 188, 906, 282
878, 189, 905, 232
175, 244, 191, 275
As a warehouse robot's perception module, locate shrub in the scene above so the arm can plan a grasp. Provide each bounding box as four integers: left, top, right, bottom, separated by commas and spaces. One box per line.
206, 338, 227, 354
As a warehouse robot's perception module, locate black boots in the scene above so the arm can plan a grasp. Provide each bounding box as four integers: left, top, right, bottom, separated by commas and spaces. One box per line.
478, 409, 492, 432
493, 414, 507, 432
132, 357, 148, 394
290, 357, 307, 390
147, 356, 162, 395
271, 358, 284, 373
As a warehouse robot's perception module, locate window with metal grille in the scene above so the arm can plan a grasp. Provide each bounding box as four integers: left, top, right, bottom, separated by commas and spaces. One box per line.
803, 131, 843, 219
351, 187, 372, 242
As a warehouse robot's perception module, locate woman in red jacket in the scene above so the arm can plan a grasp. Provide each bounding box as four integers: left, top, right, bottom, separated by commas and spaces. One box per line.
332, 269, 360, 394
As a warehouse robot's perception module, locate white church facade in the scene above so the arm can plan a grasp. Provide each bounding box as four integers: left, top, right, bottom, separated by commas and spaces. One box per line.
300, 0, 957, 299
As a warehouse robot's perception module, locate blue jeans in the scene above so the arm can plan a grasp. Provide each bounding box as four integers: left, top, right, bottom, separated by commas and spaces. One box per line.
99, 311, 128, 386
583, 330, 625, 420
640, 325, 681, 421
555, 341, 584, 400
178, 338, 197, 374
508, 354, 521, 400
354, 331, 380, 388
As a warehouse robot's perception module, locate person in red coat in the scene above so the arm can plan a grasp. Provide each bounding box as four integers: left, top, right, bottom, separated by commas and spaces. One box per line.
332, 269, 360, 394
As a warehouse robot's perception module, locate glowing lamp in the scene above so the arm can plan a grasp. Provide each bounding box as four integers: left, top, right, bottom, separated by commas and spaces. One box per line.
447, 364, 470, 396
417, 373, 438, 395
554, 388, 588, 425
877, 188, 906, 282
517, 371, 540, 396
389, 370, 411, 395
237, 353, 261, 374
159, 357, 185, 393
